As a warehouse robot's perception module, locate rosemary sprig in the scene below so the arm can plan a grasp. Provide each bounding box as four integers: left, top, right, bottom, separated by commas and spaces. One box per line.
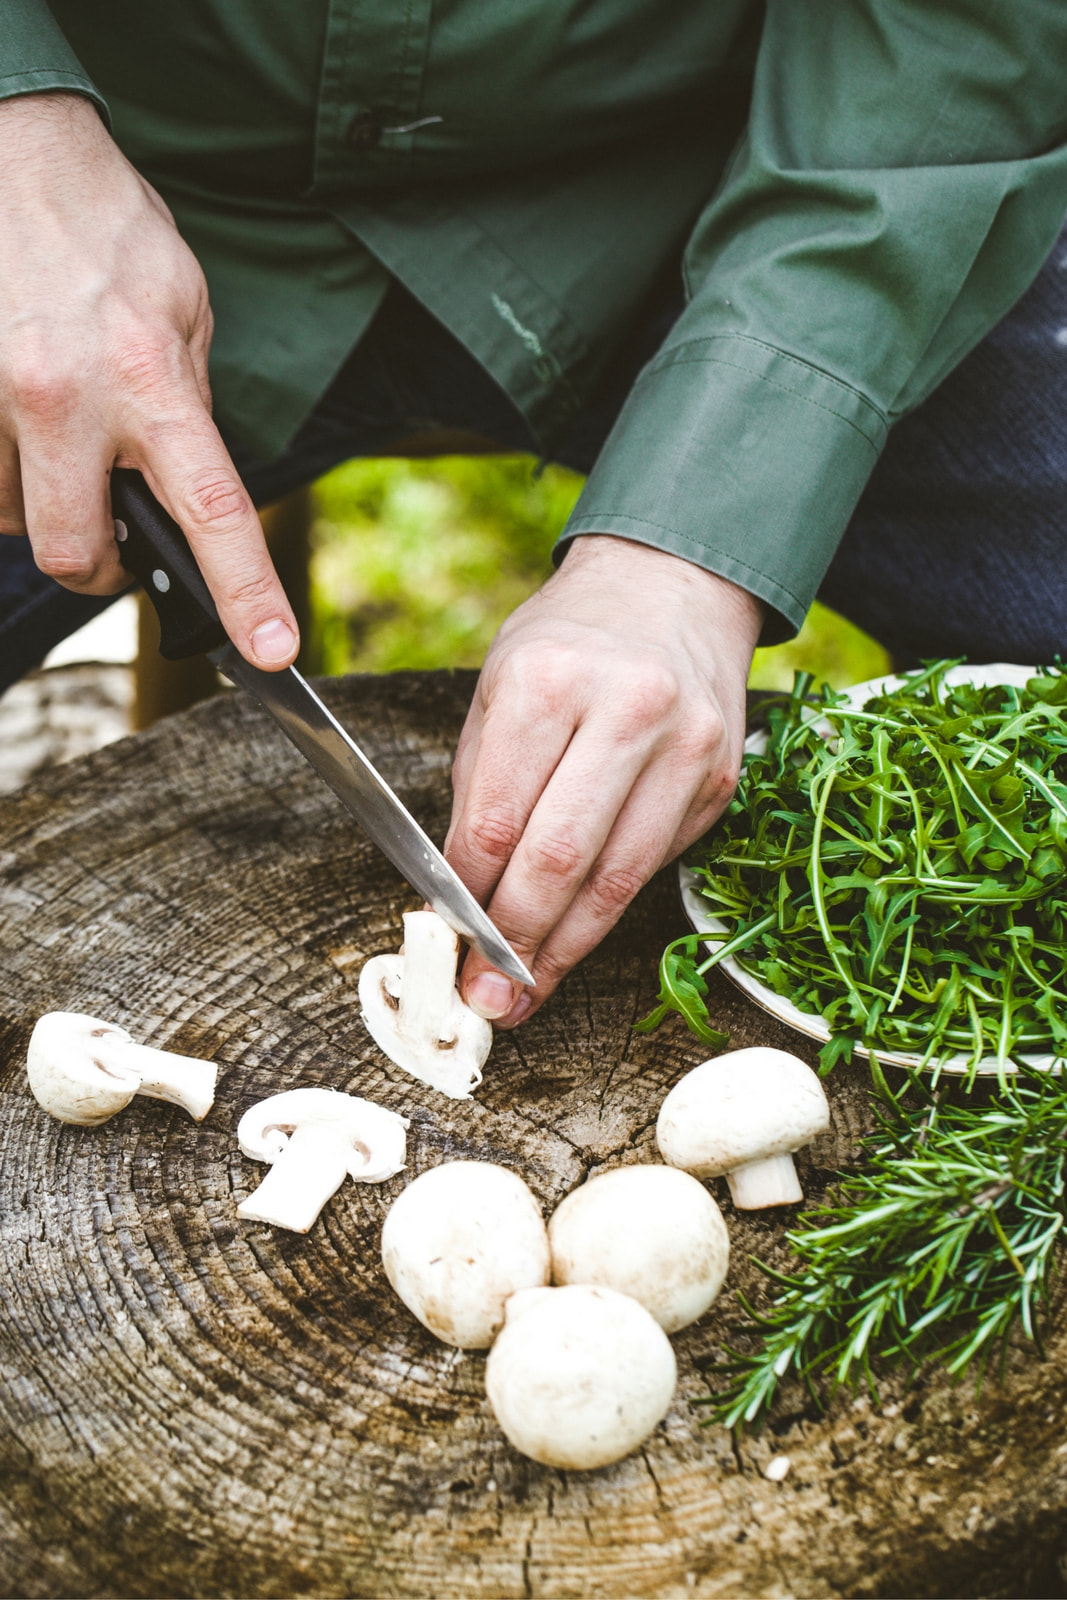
702, 1067, 1067, 1428
638, 662, 1067, 1077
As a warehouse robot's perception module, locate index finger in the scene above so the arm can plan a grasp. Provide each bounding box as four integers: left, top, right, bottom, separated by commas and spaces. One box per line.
132, 408, 298, 669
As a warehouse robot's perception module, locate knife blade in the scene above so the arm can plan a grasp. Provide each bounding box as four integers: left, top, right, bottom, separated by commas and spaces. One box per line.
110, 468, 533, 988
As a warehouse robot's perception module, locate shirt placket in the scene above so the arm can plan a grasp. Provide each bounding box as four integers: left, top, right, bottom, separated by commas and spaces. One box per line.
309, 0, 434, 196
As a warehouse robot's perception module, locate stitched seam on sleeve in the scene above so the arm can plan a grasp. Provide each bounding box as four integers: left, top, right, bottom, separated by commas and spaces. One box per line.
642, 338, 888, 442
562, 513, 809, 613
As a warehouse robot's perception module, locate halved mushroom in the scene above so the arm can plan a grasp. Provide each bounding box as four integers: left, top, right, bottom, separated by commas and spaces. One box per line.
358, 911, 492, 1100
237, 1087, 408, 1233
26, 1011, 218, 1126
656, 1047, 830, 1208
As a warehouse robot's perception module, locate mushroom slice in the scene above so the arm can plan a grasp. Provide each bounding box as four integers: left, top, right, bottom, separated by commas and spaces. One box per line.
486, 1284, 677, 1471
236, 1087, 408, 1233
358, 911, 492, 1100
656, 1047, 830, 1208
26, 1011, 218, 1127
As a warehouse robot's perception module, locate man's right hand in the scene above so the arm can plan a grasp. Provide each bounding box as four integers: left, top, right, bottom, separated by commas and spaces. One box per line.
0, 91, 298, 669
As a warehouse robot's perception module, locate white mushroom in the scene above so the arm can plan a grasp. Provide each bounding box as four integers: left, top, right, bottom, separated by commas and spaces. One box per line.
26, 1011, 218, 1126
548, 1164, 730, 1332
358, 911, 492, 1100
485, 1284, 677, 1470
237, 1087, 408, 1233
380, 1160, 550, 1348
656, 1047, 830, 1208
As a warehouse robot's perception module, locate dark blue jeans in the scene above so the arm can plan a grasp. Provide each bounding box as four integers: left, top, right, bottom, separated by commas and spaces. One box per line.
3, 227, 1067, 693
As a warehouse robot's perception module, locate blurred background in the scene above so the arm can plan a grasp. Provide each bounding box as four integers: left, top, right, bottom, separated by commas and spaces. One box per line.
308, 455, 889, 689
0, 454, 890, 791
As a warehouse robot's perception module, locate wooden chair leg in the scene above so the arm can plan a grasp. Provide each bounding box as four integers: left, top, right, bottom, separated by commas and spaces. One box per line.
132, 487, 313, 731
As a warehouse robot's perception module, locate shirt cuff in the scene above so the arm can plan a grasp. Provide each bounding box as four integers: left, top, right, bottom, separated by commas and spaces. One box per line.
0, 3, 108, 125
557, 333, 888, 644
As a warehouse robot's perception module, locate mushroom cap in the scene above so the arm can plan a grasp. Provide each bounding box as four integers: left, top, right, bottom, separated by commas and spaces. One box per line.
548, 1164, 729, 1332
486, 1284, 677, 1470
380, 1161, 550, 1348
656, 1048, 829, 1178
236, 1087, 409, 1182
26, 1012, 139, 1126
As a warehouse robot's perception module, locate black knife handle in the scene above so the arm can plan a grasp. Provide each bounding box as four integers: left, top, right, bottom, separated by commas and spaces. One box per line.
111, 468, 228, 660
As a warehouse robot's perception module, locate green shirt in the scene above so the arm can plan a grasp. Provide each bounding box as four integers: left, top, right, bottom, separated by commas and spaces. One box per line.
5, 1, 1067, 638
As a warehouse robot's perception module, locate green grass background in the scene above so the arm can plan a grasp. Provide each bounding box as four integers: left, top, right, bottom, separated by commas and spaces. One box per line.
309, 456, 890, 689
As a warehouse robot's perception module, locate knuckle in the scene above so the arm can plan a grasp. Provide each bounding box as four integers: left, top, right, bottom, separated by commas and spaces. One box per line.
111, 335, 183, 395
183, 473, 252, 534
619, 660, 681, 731
525, 826, 587, 885
8, 357, 77, 426
584, 859, 648, 919
222, 568, 281, 611
36, 546, 98, 587
464, 803, 524, 868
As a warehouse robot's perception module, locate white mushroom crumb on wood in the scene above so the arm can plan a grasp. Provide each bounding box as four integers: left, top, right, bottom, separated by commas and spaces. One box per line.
26, 1011, 218, 1127
237, 1087, 408, 1233
656, 1047, 830, 1209
358, 911, 492, 1100
486, 1284, 677, 1471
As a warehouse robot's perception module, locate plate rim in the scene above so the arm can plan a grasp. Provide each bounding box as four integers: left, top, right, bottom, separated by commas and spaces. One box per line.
680, 662, 1057, 1077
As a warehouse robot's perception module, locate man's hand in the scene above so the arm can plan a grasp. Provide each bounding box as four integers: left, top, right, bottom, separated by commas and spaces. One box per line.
448, 534, 764, 1026
0, 93, 297, 668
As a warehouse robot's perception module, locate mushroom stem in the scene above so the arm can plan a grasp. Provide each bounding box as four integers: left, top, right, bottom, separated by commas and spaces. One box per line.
93, 1035, 217, 1121
726, 1153, 803, 1209
398, 911, 461, 1048
237, 1124, 352, 1233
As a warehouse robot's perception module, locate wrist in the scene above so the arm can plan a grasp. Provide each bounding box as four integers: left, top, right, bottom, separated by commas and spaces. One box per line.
561, 532, 765, 652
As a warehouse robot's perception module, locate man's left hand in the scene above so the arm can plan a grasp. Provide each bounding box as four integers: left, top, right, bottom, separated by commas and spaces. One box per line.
446, 534, 765, 1027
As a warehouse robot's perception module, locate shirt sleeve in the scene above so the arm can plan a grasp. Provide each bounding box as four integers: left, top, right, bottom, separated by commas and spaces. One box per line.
0, 0, 108, 121
560, 0, 1067, 641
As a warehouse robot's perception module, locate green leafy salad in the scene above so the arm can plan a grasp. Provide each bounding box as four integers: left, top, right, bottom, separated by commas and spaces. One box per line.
642, 661, 1067, 1078
639, 662, 1067, 1424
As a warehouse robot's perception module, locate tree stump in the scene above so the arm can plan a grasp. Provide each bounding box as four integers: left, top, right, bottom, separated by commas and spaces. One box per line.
0, 671, 1065, 1600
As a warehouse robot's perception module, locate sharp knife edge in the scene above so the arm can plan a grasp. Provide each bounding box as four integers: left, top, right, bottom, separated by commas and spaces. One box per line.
210, 643, 534, 987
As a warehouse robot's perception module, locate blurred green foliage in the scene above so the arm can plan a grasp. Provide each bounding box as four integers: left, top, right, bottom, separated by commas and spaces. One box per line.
309, 455, 890, 687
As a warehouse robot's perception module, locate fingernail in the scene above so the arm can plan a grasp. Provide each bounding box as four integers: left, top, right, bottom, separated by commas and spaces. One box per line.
496, 993, 533, 1031
466, 971, 517, 1020
250, 617, 296, 664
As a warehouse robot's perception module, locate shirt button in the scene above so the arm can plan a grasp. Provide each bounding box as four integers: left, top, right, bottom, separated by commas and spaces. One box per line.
346, 113, 383, 151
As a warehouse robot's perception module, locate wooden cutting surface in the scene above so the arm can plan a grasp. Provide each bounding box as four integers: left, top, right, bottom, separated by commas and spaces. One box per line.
0, 670, 1065, 1600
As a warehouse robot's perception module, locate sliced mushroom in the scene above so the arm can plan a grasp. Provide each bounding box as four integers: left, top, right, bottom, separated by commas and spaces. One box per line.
26, 1011, 218, 1126
486, 1284, 677, 1470
237, 1087, 408, 1233
656, 1047, 830, 1208
358, 911, 492, 1100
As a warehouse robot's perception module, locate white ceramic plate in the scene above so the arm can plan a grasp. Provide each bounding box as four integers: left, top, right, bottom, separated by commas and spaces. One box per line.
680, 663, 1058, 1076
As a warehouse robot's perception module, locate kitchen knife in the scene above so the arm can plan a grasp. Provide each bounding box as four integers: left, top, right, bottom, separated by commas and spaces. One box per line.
110, 468, 533, 987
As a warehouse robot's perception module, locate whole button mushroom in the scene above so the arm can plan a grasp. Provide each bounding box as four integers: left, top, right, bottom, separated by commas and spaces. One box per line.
27, 1011, 218, 1126
381, 1161, 550, 1348
486, 1284, 677, 1470
656, 1047, 830, 1208
237, 1087, 408, 1233
549, 1164, 729, 1332
359, 910, 493, 1100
